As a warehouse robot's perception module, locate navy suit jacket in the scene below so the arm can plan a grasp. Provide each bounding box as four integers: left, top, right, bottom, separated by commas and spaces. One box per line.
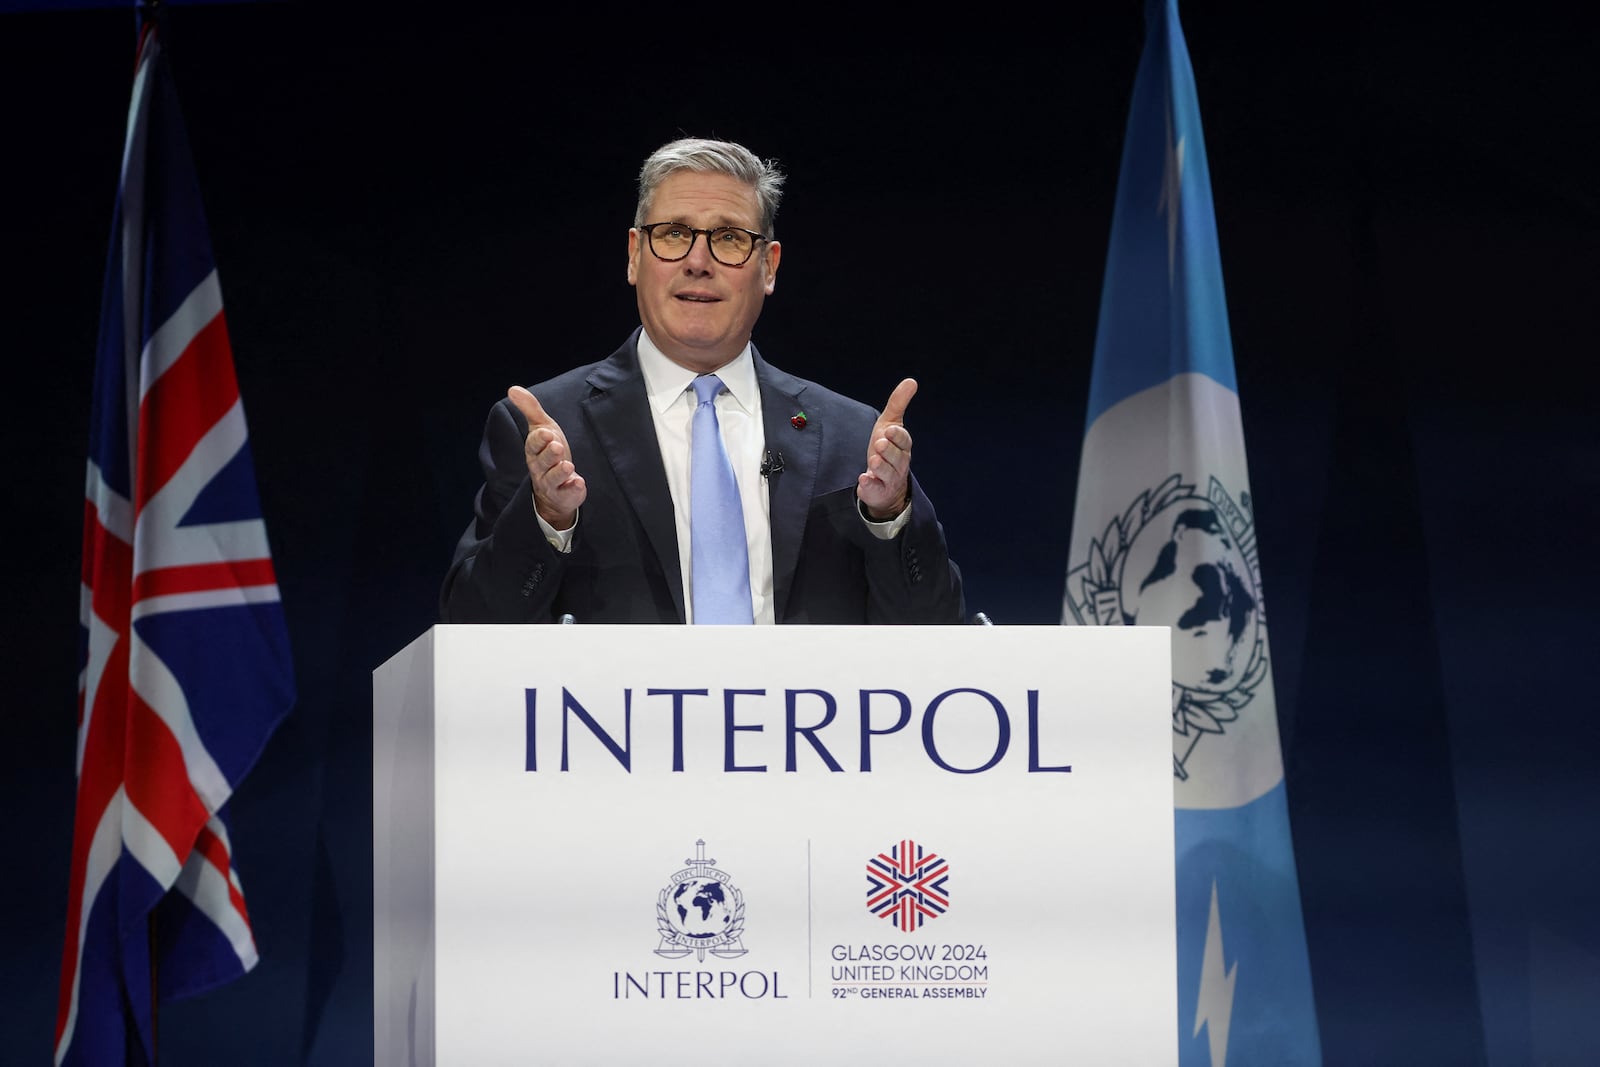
440, 331, 964, 624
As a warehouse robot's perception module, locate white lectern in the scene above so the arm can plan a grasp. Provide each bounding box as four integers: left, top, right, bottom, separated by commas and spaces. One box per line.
374, 625, 1175, 1065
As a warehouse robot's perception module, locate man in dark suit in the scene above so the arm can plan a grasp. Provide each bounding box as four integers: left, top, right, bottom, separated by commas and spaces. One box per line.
440, 138, 962, 625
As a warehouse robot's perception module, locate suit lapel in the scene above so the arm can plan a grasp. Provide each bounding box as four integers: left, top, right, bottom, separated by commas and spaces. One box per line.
582, 335, 686, 621
755, 350, 819, 622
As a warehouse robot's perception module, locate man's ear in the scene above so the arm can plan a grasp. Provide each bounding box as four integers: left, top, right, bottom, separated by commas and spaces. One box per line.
627, 228, 640, 286
762, 239, 782, 295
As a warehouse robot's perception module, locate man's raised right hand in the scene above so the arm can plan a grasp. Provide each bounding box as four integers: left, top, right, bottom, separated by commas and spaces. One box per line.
509, 385, 586, 530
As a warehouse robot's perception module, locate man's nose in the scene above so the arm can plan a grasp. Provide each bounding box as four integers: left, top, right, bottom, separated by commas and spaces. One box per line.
681, 233, 716, 273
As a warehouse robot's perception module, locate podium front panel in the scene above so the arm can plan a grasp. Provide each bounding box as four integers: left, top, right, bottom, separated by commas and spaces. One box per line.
375, 624, 1175, 1065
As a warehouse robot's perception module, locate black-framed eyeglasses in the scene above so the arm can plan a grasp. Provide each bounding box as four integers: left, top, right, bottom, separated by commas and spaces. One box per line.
638, 221, 768, 266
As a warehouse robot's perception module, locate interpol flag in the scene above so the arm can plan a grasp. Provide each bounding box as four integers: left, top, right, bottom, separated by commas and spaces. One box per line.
57, 22, 294, 1066
1061, 2, 1320, 1063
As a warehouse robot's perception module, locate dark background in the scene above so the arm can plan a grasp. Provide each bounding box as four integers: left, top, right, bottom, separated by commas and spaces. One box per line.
4, 2, 1596, 1063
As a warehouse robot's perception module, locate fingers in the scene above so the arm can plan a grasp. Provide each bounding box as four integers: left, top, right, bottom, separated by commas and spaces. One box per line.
858, 419, 913, 519
525, 428, 572, 482
877, 425, 912, 463
509, 386, 570, 477
526, 431, 582, 502
528, 434, 586, 524
862, 378, 917, 514
867, 426, 912, 479
879, 377, 918, 426
867, 377, 917, 468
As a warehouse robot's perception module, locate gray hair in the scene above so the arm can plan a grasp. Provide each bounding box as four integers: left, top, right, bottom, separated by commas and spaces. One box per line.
634, 137, 786, 238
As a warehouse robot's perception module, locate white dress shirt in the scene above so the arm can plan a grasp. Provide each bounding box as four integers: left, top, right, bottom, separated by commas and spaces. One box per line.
537, 329, 907, 623
636, 332, 774, 623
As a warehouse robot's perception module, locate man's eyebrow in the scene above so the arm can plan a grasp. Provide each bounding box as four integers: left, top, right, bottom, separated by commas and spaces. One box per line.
657, 214, 754, 228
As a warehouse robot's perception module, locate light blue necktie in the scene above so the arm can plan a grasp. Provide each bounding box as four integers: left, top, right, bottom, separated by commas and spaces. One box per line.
690, 374, 753, 624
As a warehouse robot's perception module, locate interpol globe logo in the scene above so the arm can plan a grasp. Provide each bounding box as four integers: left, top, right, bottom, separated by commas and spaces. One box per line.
1064, 473, 1269, 784
654, 840, 748, 961
665, 877, 735, 940
1117, 496, 1259, 695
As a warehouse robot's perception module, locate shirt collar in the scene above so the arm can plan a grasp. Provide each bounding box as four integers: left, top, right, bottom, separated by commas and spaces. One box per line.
637, 329, 758, 417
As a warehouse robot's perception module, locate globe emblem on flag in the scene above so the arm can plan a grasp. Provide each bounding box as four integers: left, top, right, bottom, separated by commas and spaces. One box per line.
1065, 474, 1269, 784
1119, 497, 1259, 695
654, 839, 748, 961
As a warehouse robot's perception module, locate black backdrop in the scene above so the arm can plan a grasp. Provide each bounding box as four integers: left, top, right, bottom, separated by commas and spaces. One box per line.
4, 3, 1597, 1064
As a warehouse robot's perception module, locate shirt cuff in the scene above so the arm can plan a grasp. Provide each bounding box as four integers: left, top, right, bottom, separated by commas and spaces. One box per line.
859, 498, 912, 540
535, 504, 577, 553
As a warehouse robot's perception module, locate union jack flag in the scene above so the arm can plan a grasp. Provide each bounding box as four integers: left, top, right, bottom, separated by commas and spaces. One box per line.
866, 839, 950, 932
57, 23, 294, 1066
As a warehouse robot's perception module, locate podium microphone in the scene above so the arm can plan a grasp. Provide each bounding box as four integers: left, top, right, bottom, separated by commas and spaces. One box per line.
559, 613, 576, 625
759, 450, 785, 478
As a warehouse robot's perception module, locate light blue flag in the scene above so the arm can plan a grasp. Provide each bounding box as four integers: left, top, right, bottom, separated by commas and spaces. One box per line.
1062, 2, 1321, 1064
